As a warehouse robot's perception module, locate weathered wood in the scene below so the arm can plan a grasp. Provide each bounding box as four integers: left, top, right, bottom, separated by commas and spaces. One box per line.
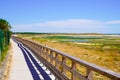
71, 61, 77, 80
86, 68, 93, 80
12, 36, 120, 80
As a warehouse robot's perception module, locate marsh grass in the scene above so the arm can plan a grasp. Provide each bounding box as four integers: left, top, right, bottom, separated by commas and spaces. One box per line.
18, 34, 120, 79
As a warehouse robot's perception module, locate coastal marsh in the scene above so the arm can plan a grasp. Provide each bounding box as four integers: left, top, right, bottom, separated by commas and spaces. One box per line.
18, 34, 120, 74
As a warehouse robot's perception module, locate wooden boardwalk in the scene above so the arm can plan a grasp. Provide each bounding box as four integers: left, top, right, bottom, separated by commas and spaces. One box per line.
9, 39, 56, 80
9, 40, 33, 80
1, 36, 119, 80
13, 36, 120, 80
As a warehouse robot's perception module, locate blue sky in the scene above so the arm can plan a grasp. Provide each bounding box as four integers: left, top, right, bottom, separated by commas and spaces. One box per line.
0, 0, 120, 33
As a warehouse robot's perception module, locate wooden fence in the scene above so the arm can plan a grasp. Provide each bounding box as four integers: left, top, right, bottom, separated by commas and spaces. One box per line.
12, 36, 120, 80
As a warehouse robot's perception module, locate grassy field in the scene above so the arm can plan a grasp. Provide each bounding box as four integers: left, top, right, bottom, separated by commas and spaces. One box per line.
18, 34, 120, 74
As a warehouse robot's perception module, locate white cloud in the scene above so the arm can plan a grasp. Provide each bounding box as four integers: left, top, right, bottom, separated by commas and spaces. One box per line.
12, 19, 120, 33
106, 20, 120, 24
13, 19, 104, 28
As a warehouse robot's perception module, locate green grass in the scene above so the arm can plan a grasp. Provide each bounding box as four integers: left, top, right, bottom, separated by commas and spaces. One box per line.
18, 34, 120, 52
33, 35, 120, 52
0, 45, 10, 65
45, 35, 102, 39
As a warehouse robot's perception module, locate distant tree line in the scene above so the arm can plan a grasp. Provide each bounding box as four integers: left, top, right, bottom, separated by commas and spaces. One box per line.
13, 32, 120, 35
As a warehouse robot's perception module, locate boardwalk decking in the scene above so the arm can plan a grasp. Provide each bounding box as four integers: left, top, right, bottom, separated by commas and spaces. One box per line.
9, 39, 55, 80
9, 40, 33, 80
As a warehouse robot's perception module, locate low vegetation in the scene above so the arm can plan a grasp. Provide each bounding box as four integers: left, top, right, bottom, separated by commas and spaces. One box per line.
18, 34, 120, 74
1, 46, 10, 61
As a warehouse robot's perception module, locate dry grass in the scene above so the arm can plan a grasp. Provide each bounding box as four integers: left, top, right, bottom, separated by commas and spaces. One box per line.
18, 34, 120, 73
30, 38, 120, 73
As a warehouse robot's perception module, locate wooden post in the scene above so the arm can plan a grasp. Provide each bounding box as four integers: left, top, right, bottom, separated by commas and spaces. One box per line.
86, 68, 93, 80
50, 50, 55, 66
41, 47, 43, 57
61, 56, 65, 73
55, 53, 58, 69
38, 46, 41, 55
46, 49, 48, 61
71, 61, 77, 80
62, 57, 66, 75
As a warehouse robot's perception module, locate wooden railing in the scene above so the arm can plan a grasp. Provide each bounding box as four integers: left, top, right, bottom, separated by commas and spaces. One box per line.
12, 36, 120, 80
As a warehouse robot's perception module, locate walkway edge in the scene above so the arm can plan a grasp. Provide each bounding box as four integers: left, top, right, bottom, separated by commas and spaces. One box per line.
0, 43, 12, 80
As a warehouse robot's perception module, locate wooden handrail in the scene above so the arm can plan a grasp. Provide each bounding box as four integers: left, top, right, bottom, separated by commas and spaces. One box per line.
12, 36, 120, 80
